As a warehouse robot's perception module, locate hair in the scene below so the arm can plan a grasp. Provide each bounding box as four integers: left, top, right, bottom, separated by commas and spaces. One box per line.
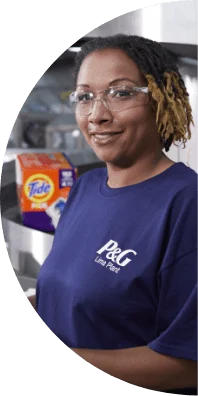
73, 34, 193, 152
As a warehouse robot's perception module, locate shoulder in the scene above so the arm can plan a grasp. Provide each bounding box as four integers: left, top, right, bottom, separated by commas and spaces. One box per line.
169, 173, 197, 224
164, 163, 197, 205
55, 167, 106, 232
66, 167, 106, 200
167, 165, 197, 252
175, 180, 197, 205
156, 163, 197, 250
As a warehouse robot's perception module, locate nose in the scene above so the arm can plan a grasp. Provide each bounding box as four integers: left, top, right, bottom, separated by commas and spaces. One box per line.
88, 98, 113, 125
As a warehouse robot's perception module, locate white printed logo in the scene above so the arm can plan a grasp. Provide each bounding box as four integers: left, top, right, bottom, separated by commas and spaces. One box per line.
95, 239, 137, 274
62, 171, 72, 177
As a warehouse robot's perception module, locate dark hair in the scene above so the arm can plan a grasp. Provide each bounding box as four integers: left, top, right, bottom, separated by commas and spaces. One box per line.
73, 34, 193, 151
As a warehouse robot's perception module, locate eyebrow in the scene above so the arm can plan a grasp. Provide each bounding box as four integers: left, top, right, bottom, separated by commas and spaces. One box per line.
76, 78, 140, 88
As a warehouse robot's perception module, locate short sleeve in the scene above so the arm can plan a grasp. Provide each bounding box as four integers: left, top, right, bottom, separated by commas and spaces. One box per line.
148, 250, 197, 361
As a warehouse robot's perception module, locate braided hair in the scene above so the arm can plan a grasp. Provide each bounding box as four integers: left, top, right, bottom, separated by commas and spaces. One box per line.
73, 34, 193, 152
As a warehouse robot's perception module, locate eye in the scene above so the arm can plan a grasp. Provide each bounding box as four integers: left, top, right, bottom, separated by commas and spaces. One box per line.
77, 93, 93, 102
111, 87, 136, 99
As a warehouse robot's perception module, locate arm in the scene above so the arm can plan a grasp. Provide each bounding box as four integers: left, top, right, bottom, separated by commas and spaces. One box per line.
27, 294, 36, 310
72, 346, 197, 391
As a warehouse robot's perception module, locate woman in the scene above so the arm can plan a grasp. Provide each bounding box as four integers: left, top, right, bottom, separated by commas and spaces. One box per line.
33, 35, 197, 393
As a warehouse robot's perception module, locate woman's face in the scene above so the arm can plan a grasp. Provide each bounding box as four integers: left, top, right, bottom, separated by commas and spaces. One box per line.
75, 48, 160, 166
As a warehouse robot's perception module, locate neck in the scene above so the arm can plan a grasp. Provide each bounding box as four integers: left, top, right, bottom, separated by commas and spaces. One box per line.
106, 152, 174, 188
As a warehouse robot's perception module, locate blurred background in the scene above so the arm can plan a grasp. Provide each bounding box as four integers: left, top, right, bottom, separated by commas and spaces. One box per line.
1, 0, 197, 294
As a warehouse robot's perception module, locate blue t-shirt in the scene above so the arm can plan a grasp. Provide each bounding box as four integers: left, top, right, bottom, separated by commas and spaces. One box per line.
37, 162, 197, 393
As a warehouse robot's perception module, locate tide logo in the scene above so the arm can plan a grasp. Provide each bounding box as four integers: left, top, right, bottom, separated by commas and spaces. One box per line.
24, 174, 54, 203
97, 239, 137, 267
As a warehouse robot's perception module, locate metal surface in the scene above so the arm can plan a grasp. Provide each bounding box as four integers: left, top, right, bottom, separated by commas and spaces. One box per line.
86, 2, 197, 45
15, 273, 37, 292
0, 208, 53, 269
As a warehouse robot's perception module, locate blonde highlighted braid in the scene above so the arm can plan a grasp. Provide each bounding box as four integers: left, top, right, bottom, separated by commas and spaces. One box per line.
146, 72, 193, 151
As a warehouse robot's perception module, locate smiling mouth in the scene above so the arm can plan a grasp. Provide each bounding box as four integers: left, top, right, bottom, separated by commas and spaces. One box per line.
91, 132, 122, 144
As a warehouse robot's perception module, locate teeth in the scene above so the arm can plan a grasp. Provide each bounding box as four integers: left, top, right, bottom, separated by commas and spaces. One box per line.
95, 134, 112, 139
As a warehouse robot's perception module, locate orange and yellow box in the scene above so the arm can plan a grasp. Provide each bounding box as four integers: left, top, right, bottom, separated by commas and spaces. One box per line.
16, 152, 77, 232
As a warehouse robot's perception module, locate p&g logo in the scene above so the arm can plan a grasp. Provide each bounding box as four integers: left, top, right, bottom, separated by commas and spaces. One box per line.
24, 174, 54, 203
97, 239, 137, 267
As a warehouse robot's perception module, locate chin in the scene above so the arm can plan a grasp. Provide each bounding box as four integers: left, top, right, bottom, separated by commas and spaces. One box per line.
96, 154, 126, 167
92, 149, 118, 164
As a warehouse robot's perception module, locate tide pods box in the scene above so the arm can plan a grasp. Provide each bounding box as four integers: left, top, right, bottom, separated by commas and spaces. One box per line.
16, 152, 77, 232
